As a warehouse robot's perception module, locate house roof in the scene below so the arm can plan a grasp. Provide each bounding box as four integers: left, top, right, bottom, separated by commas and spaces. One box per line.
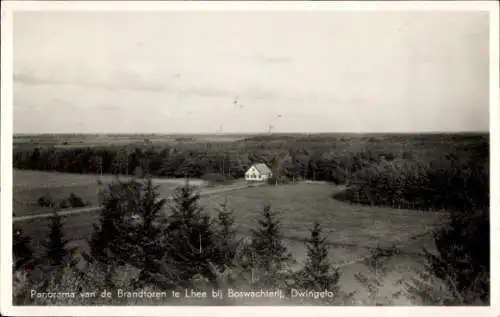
252, 163, 272, 175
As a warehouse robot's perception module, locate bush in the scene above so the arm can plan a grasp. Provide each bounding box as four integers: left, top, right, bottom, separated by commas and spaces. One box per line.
68, 192, 86, 208
425, 209, 489, 304
59, 199, 70, 209
37, 195, 56, 208
13, 226, 34, 270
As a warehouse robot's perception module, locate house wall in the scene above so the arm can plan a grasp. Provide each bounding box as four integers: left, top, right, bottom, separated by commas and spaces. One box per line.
245, 166, 267, 181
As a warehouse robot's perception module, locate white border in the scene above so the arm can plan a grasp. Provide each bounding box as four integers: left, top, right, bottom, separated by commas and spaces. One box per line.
1, 1, 499, 316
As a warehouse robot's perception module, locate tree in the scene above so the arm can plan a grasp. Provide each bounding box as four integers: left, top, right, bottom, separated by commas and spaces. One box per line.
214, 197, 238, 265
45, 210, 71, 269
250, 203, 292, 286
299, 223, 339, 292
423, 208, 489, 304
282, 153, 301, 183
165, 180, 220, 285
131, 178, 170, 288
30, 147, 41, 169
112, 149, 129, 175
13, 226, 33, 270
354, 246, 399, 305
86, 179, 134, 287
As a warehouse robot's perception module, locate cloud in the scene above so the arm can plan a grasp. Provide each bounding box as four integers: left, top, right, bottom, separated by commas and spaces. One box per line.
13, 69, 335, 104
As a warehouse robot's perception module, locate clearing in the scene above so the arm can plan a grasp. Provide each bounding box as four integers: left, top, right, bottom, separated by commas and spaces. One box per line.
15, 172, 447, 263
13, 169, 205, 217
14, 170, 448, 304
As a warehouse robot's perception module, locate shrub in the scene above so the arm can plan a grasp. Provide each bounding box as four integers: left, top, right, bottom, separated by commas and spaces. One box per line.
68, 192, 86, 207
13, 226, 34, 270
37, 194, 56, 208
59, 199, 70, 209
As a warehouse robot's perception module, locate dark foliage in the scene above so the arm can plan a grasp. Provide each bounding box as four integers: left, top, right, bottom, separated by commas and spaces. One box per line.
15, 134, 483, 183
86, 180, 137, 286
425, 208, 489, 304
164, 181, 222, 286
297, 223, 340, 292
334, 143, 489, 213
129, 179, 171, 288
37, 194, 56, 208
45, 210, 71, 268
13, 226, 34, 270
68, 192, 86, 207
213, 197, 238, 265
250, 203, 292, 284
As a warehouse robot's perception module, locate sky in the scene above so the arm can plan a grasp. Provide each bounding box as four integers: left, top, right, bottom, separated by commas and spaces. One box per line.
13, 10, 490, 134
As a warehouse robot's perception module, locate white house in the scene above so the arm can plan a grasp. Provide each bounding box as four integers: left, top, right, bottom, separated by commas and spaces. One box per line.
245, 163, 273, 181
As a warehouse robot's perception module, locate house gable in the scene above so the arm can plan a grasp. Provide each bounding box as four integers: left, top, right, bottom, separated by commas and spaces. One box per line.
245, 166, 260, 177
245, 163, 272, 181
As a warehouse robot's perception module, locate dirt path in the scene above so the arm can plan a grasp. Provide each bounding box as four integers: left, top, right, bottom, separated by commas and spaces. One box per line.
13, 182, 265, 222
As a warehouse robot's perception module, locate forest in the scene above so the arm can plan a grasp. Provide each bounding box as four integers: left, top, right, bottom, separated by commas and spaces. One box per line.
13, 133, 489, 212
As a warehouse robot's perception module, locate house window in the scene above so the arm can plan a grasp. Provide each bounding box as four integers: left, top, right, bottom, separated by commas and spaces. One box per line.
252, 173, 256, 179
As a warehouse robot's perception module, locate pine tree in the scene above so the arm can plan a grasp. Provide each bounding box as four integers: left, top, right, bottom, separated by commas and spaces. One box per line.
250, 203, 292, 285
45, 209, 70, 268
86, 179, 132, 287
214, 196, 238, 265
13, 226, 33, 270
424, 208, 489, 304
165, 180, 219, 285
133, 178, 169, 288
300, 223, 339, 292
355, 246, 397, 305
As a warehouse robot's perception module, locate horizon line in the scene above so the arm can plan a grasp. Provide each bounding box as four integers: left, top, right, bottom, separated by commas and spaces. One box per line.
13, 131, 490, 136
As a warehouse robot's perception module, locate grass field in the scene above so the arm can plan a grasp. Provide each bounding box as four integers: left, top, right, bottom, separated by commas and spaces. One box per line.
13, 169, 205, 217
13, 170, 448, 304
15, 171, 446, 262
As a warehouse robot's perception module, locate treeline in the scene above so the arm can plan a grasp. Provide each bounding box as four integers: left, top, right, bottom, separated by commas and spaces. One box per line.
14, 134, 489, 212
336, 143, 489, 212
13, 177, 489, 305
12, 140, 397, 181
13, 134, 486, 182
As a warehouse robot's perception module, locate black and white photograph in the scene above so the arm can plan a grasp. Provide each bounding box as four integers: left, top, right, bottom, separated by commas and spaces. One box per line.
1, 1, 498, 316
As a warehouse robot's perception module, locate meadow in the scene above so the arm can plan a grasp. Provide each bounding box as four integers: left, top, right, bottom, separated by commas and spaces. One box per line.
13, 170, 447, 305
14, 170, 445, 266
13, 169, 205, 217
